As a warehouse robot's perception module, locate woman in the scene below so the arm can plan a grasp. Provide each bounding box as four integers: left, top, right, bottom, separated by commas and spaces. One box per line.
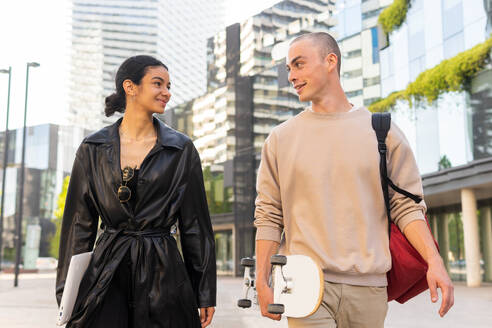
56, 55, 216, 327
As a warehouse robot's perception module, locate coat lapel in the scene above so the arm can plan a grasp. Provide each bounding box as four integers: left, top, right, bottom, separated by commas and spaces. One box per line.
82, 116, 187, 218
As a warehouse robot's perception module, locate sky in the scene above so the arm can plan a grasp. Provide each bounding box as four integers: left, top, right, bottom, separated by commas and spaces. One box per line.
0, 0, 281, 130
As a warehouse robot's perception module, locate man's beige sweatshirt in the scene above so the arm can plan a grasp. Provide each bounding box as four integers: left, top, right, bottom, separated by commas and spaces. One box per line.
254, 107, 427, 287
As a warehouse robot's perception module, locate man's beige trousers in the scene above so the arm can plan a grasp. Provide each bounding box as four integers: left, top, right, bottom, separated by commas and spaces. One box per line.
287, 281, 388, 328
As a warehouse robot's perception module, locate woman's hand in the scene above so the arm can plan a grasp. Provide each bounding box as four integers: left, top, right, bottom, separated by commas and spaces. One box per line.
199, 306, 215, 327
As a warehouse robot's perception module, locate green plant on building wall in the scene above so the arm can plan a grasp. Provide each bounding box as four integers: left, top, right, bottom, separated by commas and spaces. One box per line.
369, 37, 492, 112
49, 175, 70, 259
378, 0, 411, 34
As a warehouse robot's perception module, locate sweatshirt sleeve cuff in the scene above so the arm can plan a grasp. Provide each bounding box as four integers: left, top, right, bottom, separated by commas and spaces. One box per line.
255, 226, 282, 243
396, 210, 426, 232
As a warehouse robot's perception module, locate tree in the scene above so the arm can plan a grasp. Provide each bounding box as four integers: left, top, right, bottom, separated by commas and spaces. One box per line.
49, 175, 70, 259
438, 155, 452, 171
202, 166, 232, 214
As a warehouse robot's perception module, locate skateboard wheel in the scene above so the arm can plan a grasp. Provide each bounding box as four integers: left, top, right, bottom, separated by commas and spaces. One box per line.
237, 299, 252, 308
240, 257, 255, 267
268, 303, 285, 314
270, 255, 287, 265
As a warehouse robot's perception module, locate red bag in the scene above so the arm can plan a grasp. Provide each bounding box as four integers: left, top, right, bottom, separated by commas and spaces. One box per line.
387, 219, 439, 303
372, 113, 439, 304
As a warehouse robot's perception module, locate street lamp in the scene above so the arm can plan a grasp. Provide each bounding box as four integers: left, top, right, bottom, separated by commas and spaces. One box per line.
14, 62, 40, 287
0, 67, 11, 272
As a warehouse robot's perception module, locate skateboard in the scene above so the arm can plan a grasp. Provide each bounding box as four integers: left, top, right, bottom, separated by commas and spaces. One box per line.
237, 254, 324, 318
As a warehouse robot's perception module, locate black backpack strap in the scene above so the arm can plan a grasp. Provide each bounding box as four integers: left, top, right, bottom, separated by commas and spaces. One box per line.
386, 179, 422, 203
372, 113, 392, 237
371, 113, 422, 238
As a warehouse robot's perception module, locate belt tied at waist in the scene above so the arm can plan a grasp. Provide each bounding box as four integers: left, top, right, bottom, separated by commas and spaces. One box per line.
103, 227, 171, 238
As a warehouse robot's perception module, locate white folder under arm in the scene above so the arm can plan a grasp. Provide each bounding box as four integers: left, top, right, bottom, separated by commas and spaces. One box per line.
57, 251, 93, 326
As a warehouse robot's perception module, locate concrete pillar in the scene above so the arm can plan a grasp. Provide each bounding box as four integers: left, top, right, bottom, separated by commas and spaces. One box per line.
481, 207, 492, 282
436, 213, 449, 271
431, 214, 439, 241
461, 188, 482, 287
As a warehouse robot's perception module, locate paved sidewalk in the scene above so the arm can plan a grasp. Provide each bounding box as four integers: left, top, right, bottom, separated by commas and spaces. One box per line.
217, 277, 492, 328
0, 273, 491, 327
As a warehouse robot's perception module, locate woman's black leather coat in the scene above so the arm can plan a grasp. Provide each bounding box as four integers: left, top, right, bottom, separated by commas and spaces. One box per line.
55, 117, 216, 327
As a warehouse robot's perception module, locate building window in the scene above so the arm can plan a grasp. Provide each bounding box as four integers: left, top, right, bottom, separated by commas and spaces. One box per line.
371, 27, 380, 64
346, 89, 363, 98
363, 97, 381, 106
363, 76, 380, 87
470, 68, 492, 160
339, 4, 362, 39
215, 230, 233, 275
362, 8, 382, 20
344, 49, 362, 59
343, 69, 363, 79
442, 0, 464, 59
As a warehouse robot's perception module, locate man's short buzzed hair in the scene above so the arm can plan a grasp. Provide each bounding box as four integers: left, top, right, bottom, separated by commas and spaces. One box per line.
291, 32, 341, 76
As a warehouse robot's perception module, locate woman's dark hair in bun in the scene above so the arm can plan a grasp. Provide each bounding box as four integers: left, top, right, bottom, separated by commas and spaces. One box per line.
104, 55, 168, 117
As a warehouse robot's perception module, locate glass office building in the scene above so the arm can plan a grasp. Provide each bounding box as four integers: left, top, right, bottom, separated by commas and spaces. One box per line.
164, 0, 338, 275
380, 0, 492, 285
0, 124, 89, 268
166, 0, 492, 283
70, 0, 226, 130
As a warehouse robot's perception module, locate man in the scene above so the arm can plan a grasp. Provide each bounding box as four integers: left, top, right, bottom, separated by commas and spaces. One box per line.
254, 32, 454, 328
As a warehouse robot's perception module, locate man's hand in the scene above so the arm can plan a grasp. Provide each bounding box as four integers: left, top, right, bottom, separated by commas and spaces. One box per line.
255, 239, 281, 321
199, 307, 215, 327
403, 220, 454, 317
426, 256, 454, 317
256, 281, 281, 321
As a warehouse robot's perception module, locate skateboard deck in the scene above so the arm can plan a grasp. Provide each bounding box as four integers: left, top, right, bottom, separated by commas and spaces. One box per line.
238, 254, 324, 318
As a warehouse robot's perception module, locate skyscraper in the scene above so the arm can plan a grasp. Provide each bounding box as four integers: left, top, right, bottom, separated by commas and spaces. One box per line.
69, 0, 225, 130
168, 0, 337, 275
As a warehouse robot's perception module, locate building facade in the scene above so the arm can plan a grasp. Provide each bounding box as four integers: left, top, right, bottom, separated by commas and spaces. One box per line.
0, 124, 90, 267
70, 0, 226, 130
334, 0, 393, 107
165, 0, 338, 275
167, 0, 396, 276
379, 0, 492, 285
164, 0, 492, 284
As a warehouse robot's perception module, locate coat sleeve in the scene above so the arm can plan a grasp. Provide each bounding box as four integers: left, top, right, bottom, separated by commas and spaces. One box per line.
55, 144, 99, 305
387, 122, 427, 232
178, 145, 216, 308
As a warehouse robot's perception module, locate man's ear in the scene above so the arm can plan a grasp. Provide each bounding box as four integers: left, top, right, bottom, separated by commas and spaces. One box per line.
325, 53, 338, 74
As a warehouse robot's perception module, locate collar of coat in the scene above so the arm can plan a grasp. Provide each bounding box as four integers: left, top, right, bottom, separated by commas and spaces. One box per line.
82, 116, 186, 150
